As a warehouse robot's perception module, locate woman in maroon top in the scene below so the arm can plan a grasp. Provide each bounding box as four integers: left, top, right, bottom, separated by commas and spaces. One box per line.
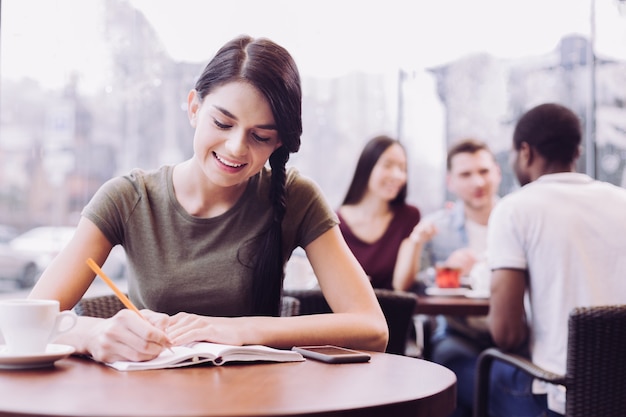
337, 135, 428, 291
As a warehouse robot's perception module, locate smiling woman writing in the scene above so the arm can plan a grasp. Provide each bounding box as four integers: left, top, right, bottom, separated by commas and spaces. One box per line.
28, 35, 388, 364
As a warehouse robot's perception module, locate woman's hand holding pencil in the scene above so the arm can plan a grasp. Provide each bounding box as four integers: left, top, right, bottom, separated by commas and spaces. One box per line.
86, 258, 174, 354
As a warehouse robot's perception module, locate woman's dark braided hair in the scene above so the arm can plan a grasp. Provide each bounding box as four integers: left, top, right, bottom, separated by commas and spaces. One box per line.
194, 35, 302, 316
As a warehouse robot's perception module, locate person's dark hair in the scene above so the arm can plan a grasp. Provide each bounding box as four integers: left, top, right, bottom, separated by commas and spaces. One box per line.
342, 135, 407, 207
446, 138, 494, 171
513, 103, 581, 165
195, 35, 302, 316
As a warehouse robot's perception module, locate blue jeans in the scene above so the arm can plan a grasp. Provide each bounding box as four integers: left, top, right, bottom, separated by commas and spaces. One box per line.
431, 332, 483, 417
488, 360, 564, 417
430, 319, 492, 417
431, 323, 564, 417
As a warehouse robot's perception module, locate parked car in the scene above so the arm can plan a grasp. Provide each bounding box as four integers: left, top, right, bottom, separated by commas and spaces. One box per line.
0, 224, 19, 244
0, 243, 40, 288
9, 226, 127, 280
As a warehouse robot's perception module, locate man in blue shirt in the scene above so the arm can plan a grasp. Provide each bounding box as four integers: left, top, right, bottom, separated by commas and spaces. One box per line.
413, 138, 501, 417
420, 139, 500, 276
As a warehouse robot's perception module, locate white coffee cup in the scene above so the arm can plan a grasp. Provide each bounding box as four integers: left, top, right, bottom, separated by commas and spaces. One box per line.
0, 299, 77, 355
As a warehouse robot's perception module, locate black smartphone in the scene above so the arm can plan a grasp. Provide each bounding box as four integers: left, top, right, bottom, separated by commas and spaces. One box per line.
292, 345, 371, 363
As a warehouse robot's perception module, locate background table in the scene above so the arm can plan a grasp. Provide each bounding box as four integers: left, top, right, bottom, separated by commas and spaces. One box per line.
410, 291, 490, 359
0, 351, 456, 417
415, 294, 490, 316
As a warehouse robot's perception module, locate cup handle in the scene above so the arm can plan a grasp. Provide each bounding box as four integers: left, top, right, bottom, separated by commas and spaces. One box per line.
49, 310, 78, 341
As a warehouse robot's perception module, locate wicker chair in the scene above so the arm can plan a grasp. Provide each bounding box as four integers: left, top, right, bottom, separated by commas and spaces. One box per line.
283, 288, 418, 355
474, 305, 626, 417
74, 294, 301, 318
73, 294, 125, 318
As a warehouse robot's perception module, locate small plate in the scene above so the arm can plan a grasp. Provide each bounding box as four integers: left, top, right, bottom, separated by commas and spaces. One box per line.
425, 287, 470, 297
0, 344, 75, 370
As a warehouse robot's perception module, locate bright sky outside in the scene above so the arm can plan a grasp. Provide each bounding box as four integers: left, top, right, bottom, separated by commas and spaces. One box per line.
1, 0, 625, 89
129, 0, 626, 72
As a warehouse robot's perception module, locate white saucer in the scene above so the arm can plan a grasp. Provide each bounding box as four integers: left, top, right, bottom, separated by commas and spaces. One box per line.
425, 287, 470, 297
0, 344, 75, 370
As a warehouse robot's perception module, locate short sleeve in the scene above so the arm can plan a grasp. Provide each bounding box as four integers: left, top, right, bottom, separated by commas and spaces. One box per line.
282, 169, 338, 252
486, 198, 528, 271
81, 173, 142, 246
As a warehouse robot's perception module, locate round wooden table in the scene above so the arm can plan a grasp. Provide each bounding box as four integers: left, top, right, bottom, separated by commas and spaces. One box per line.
0, 351, 456, 417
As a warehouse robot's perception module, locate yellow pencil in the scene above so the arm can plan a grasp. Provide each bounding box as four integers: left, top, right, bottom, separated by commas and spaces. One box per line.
86, 257, 174, 353
86, 258, 143, 318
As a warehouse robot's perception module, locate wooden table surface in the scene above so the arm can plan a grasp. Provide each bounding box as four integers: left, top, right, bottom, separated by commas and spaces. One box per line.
0, 351, 456, 417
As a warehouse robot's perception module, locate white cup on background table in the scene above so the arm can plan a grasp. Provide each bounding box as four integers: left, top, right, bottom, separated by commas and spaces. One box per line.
469, 261, 491, 296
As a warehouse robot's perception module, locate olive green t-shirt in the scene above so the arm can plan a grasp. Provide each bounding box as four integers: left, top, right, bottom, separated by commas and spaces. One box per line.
82, 165, 337, 316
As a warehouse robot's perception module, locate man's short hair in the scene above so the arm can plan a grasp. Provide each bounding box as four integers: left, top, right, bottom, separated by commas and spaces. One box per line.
513, 103, 581, 165
446, 138, 494, 171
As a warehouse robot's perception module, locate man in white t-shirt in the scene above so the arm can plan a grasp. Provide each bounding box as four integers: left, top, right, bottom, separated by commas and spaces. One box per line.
485, 103, 626, 416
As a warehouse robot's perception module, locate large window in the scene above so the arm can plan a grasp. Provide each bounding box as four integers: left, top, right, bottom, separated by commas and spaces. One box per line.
1, 0, 625, 293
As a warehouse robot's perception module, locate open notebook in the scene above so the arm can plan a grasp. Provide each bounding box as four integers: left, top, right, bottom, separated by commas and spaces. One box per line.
107, 342, 305, 371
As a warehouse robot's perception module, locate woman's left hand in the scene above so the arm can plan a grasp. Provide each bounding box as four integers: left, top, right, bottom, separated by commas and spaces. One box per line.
141, 310, 172, 332
153, 312, 246, 347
